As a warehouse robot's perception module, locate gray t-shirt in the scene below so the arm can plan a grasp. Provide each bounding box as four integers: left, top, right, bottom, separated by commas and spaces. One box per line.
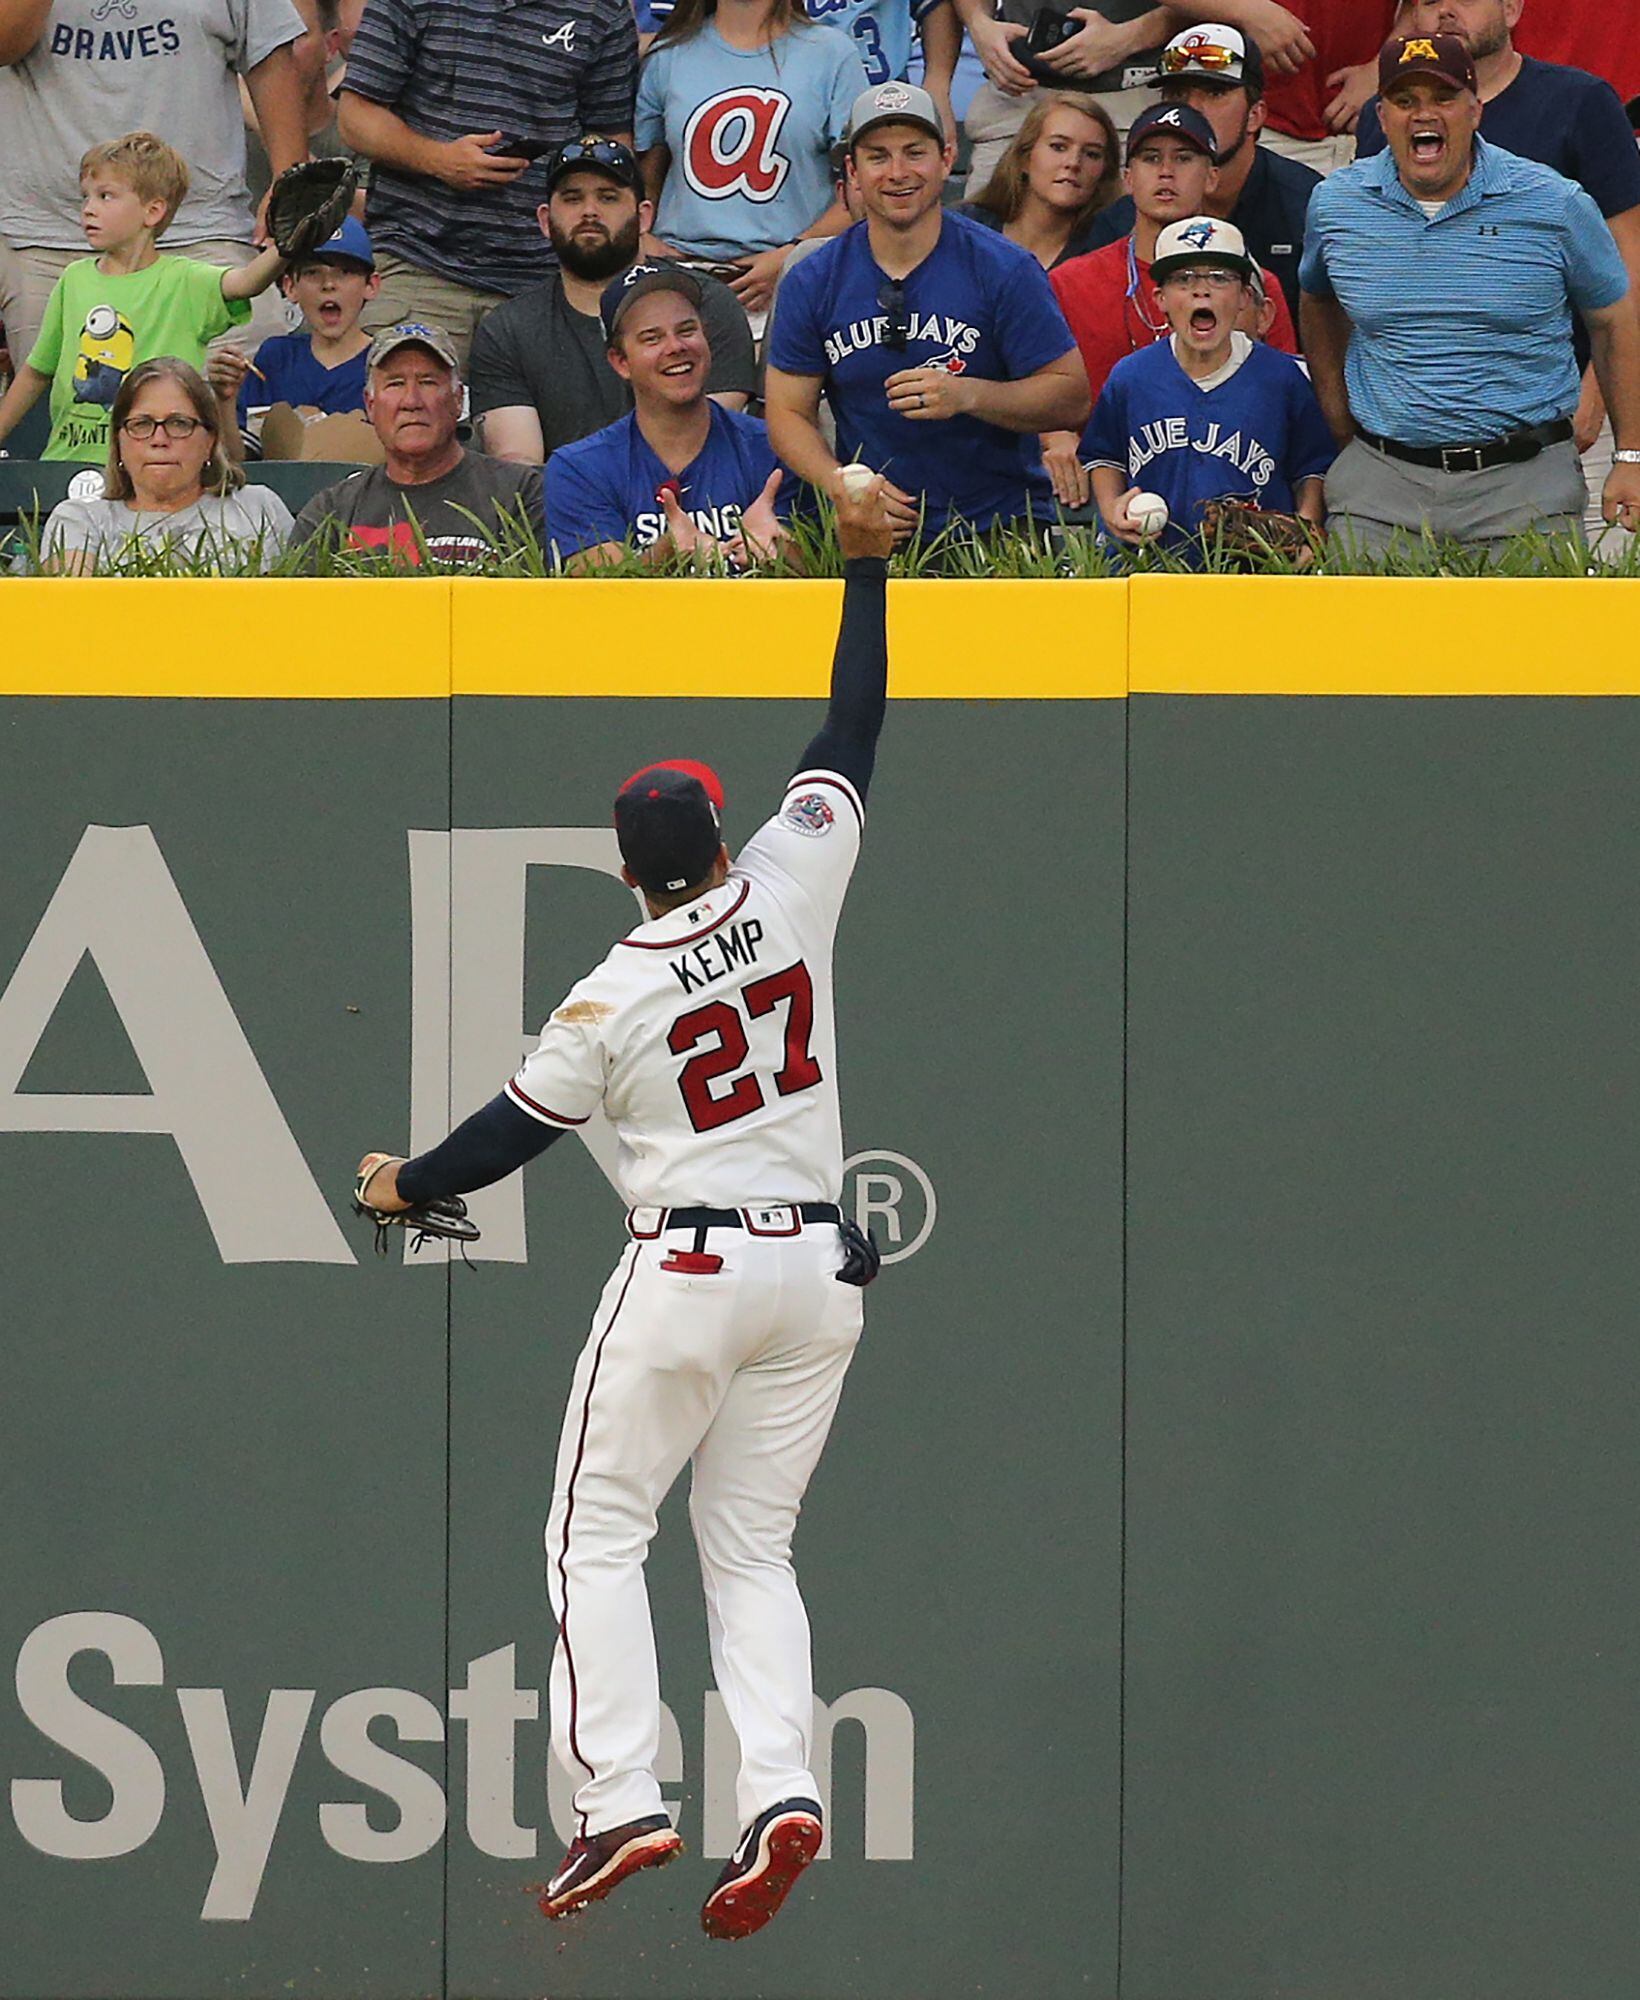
31, 485, 294, 568
0, 0, 304, 251
467, 270, 756, 459
288, 449, 543, 566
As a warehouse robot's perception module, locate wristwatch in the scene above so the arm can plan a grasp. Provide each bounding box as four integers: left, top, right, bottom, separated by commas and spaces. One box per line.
1615, 449, 1640, 463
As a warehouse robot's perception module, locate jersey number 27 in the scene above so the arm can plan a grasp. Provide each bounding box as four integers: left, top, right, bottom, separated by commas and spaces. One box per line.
668, 961, 822, 1132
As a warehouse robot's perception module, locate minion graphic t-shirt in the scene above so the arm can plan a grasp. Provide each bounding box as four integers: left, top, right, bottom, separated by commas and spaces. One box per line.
27, 256, 249, 462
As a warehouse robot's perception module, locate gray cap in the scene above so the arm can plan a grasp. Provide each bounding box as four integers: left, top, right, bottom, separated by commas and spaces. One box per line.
844, 80, 945, 147
365, 320, 461, 374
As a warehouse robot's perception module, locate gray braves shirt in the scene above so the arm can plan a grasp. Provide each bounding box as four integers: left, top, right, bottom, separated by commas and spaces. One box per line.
0, 0, 304, 250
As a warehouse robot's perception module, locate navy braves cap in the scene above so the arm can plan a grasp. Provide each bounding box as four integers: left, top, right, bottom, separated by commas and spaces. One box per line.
615, 760, 726, 895
1125, 101, 1218, 162
544, 133, 642, 196
599, 261, 706, 345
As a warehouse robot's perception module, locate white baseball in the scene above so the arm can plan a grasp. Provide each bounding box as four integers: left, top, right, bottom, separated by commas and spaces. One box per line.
838, 462, 876, 498
1129, 491, 1169, 536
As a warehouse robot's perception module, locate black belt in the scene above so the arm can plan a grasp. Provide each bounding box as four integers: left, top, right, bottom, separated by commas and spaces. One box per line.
1355, 418, 1572, 475
658, 1203, 840, 1230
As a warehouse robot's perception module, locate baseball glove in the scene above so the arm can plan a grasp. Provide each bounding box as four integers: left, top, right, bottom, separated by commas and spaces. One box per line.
266, 159, 359, 264
1199, 499, 1321, 569
353, 1153, 482, 1256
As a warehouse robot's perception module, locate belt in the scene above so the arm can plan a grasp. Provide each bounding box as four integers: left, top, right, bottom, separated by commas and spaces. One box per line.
1355, 418, 1572, 475
628, 1202, 841, 1239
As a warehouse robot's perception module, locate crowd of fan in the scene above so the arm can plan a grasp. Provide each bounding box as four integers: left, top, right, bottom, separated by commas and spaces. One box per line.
0, 0, 1637, 573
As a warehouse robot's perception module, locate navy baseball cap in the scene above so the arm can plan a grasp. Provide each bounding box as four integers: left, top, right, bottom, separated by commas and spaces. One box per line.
1125, 102, 1218, 162
545, 134, 642, 195
615, 760, 726, 895
600, 261, 706, 345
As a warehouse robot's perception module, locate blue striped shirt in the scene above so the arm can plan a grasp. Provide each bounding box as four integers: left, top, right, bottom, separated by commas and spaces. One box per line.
345, 0, 637, 297
1298, 137, 1629, 445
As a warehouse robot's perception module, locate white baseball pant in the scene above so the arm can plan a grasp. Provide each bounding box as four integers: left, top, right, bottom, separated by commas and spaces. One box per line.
544, 1217, 863, 1836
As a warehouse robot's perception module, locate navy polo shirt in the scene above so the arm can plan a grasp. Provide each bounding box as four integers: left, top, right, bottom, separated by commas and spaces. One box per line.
1067, 141, 1319, 324
1357, 55, 1640, 372
1298, 138, 1630, 444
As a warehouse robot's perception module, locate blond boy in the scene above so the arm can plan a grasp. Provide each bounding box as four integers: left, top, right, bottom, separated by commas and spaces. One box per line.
0, 132, 289, 463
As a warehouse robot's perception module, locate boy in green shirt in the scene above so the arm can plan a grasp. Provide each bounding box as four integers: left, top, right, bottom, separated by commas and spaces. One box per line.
0, 131, 291, 463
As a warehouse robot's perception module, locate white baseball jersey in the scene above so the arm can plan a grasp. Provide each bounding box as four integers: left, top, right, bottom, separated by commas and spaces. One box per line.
506, 768, 863, 1208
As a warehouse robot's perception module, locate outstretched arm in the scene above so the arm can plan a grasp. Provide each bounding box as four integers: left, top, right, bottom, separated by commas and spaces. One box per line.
793, 481, 896, 802
364, 1092, 565, 1210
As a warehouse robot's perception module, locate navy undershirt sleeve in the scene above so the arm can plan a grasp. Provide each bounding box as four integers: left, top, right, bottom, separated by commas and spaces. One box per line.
396, 1092, 564, 1205
795, 556, 889, 802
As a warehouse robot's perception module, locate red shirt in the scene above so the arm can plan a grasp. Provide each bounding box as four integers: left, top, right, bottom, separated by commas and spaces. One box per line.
1051, 238, 1298, 405
1514, 13, 1640, 103
1262, 0, 1399, 142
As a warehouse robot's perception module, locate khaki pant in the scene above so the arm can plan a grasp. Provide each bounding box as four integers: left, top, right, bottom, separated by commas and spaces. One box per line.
1260, 128, 1357, 177
0, 234, 294, 372
964, 79, 1156, 199
1325, 435, 1587, 560
361, 251, 508, 375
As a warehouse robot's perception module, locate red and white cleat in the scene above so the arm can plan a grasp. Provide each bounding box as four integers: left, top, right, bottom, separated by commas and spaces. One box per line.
700, 1798, 824, 1941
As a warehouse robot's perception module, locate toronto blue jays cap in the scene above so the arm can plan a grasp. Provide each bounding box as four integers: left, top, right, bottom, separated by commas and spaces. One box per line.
1150, 215, 1254, 283
599, 261, 706, 345
1125, 101, 1218, 161
304, 214, 375, 269
615, 761, 726, 896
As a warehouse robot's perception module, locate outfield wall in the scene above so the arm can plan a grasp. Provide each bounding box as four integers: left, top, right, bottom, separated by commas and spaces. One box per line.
3, 578, 1637, 2000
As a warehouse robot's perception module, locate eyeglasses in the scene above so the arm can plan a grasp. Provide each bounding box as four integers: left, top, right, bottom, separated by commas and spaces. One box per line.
119, 414, 207, 439
877, 277, 910, 351
1159, 266, 1244, 289
1161, 40, 1239, 72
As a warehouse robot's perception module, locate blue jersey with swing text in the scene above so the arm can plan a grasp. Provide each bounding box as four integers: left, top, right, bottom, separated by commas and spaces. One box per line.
1084, 336, 1335, 559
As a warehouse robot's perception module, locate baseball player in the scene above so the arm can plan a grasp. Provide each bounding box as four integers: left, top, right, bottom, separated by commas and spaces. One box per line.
354, 479, 896, 1941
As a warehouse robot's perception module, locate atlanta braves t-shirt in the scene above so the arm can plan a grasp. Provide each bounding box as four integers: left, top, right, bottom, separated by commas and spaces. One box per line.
27, 255, 249, 462
1083, 335, 1335, 561
635, 22, 866, 258
544, 400, 797, 558
646, 0, 937, 87
236, 331, 369, 427
767, 211, 1079, 532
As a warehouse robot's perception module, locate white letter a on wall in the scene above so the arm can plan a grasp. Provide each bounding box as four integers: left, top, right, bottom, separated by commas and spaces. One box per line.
0, 825, 352, 1263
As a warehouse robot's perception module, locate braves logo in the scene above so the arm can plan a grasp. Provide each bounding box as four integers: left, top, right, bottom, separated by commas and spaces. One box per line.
926, 347, 967, 376
682, 88, 792, 203
1153, 106, 1184, 127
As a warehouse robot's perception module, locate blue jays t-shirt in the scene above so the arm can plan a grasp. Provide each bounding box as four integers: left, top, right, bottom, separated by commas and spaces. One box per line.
544, 400, 798, 558
767, 211, 1078, 532
1083, 336, 1335, 562
236, 332, 369, 427
635, 23, 867, 259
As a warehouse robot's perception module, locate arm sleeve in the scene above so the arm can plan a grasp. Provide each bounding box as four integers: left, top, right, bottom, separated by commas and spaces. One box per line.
1564, 80, 1640, 220
1355, 96, 1384, 158
26, 277, 67, 375
701, 281, 757, 396
764, 252, 828, 376
1563, 186, 1631, 314
466, 310, 530, 419
635, 47, 668, 150
1295, 200, 1334, 301
1082, 370, 1129, 471
238, 0, 305, 74
824, 39, 871, 145
544, 448, 628, 559
340, 0, 418, 107
1286, 367, 1338, 485
396, 1091, 564, 1204
993, 253, 1080, 381
793, 555, 888, 800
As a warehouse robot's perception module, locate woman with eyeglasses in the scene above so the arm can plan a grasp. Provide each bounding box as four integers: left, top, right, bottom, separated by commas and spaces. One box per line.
958, 92, 1121, 269
31, 357, 293, 574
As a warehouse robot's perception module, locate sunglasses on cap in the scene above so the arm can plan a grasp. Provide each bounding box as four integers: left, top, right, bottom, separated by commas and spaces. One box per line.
551, 135, 637, 175
1161, 40, 1239, 72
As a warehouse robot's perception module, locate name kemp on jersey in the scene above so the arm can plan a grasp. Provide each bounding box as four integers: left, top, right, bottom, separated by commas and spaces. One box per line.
669, 916, 764, 994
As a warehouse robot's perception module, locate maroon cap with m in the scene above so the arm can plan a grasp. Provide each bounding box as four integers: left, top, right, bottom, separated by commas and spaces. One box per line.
1378, 32, 1477, 96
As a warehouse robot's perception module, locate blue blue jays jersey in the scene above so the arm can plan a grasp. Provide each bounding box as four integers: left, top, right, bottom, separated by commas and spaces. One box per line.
1083, 336, 1335, 562
544, 401, 798, 559
236, 332, 369, 426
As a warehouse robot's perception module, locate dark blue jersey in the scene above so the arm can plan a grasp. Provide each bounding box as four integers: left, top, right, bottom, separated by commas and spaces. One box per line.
237, 332, 369, 426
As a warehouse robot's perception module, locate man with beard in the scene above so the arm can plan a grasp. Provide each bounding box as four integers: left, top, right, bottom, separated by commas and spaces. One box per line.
468, 136, 754, 466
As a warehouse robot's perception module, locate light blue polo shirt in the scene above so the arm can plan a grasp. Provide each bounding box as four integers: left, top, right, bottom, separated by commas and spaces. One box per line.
1298, 136, 1628, 445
